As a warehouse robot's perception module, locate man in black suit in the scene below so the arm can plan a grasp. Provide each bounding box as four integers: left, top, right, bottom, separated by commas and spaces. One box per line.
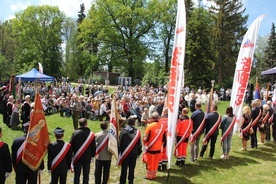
70, 118, 96, 184
190, 103, 205, 162
1, 91, 10, 125
200, 104, 220, 159
11, 122, 44, 184
21, 95, 31, 129
0, 127, 12, 184
48, 127, 72, 184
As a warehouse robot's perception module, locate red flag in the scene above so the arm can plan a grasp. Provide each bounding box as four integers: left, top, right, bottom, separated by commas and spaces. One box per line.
22, 92, 50, 171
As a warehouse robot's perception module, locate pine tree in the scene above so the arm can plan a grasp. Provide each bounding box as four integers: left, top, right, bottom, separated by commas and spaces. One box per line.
209, 0, 248, 86
261, 23, 276, 84
77, 3, 86, 24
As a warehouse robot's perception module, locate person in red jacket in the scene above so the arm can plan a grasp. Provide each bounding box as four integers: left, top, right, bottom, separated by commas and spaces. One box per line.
143, 112, 166, 180
175, 108, 193, 166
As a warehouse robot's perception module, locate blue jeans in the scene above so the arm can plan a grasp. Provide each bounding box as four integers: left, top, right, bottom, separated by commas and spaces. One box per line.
222, 133, 232, 155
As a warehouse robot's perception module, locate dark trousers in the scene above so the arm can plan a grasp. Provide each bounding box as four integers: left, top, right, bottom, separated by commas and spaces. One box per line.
0, 172, 5, 184
266, 124, 271, 141
51, 173, 67, 184
94, 160, 111, 184
16, 172, 38, 184
200, 135, 217, 159
250, 126, 258, 148
72, 111, 79, 130
272, 124, 276, 141
73, 161, 90, 184
119, 156, 137, 184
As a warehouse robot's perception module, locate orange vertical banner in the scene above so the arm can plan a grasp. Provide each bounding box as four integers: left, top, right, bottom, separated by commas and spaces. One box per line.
22, 92, 50, 171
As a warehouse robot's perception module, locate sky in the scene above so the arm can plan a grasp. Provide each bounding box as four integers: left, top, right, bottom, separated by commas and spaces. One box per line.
0, 0, 275, 36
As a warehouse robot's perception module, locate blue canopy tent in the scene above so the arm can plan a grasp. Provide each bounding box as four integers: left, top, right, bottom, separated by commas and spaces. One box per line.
261, 67, 276, 75
15, 68, 55, 82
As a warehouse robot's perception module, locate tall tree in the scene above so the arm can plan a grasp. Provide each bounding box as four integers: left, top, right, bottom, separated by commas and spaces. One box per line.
185, 7, 215, 89
261, 23, 276, 84
77, 3, 86, 24
91, 0, 163, 80
0, 20, 16, 76
12, 5, 65, 77
209, 0, 248, 86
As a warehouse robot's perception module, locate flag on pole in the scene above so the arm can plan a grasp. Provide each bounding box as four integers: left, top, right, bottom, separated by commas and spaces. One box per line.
166, 0, 186, 169
206, 85, 214, 113
230, 15, 265, 133
254, 79, 261, 100
9, 74, 16, 99
38, 62, 43, 74
22, 92, 50, 171
108, 97, 118, 159
17, 77, 21, 100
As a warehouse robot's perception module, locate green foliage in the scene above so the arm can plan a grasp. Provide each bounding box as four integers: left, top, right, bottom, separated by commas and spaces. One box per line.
210, 0, 248, 86
0, 54, 9, 81
12, 5, 65, 77
77, 3, 86, 24
141, 60, 168, 87
185, 8, 215, 89
261, 23, 276, 85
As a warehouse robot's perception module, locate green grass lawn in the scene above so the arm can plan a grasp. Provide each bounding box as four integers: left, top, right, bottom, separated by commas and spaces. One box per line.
2, 101, 276, 184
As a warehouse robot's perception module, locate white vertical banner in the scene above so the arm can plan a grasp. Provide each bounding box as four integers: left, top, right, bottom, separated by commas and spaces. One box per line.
166, 0, 186, 169
108, 98, 118, 159
38, 62, 43, 74
230, 15, 265, 133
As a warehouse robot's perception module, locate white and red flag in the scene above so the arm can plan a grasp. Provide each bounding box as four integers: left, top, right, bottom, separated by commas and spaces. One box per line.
108, 97, 118, 159
166, 0, 186, 169
230, 15, 265, 133
38, 62, 43, 74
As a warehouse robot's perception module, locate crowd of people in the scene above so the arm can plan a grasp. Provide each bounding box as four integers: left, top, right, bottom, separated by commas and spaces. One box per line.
0, 81, 276, 184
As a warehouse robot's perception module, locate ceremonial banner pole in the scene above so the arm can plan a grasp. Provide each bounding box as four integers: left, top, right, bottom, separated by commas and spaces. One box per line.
230, 15, 265, 133
166, 0, 186, 182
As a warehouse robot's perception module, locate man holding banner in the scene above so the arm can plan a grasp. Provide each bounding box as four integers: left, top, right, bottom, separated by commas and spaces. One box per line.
11, 122, 45, 184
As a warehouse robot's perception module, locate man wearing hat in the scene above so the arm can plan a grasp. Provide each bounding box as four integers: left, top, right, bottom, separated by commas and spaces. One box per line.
70, 118, 96, 184
48, 127, 72, 184
0, 127, 12, 183
11, 122, 45, 184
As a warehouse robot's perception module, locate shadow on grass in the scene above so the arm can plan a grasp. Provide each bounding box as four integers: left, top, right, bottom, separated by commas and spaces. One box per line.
149, 155, 259, 184
234, 143, 276, 161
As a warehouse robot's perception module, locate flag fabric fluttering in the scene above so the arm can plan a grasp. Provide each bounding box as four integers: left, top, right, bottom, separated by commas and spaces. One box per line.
254, 79, 261, 100
38, 62, 43, 74
22, 92, 50, 171
107, 97, 118, 159
206, 84, 214, 113
9, 74, 16, 99
166, 0, 186, 170
230, 15, 265, 133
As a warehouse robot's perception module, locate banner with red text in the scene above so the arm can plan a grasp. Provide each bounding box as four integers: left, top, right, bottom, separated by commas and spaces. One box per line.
22, 92, 50, 171
230, 15, 265, 133
108, 97, 118, 159
166, 0, 186, 169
